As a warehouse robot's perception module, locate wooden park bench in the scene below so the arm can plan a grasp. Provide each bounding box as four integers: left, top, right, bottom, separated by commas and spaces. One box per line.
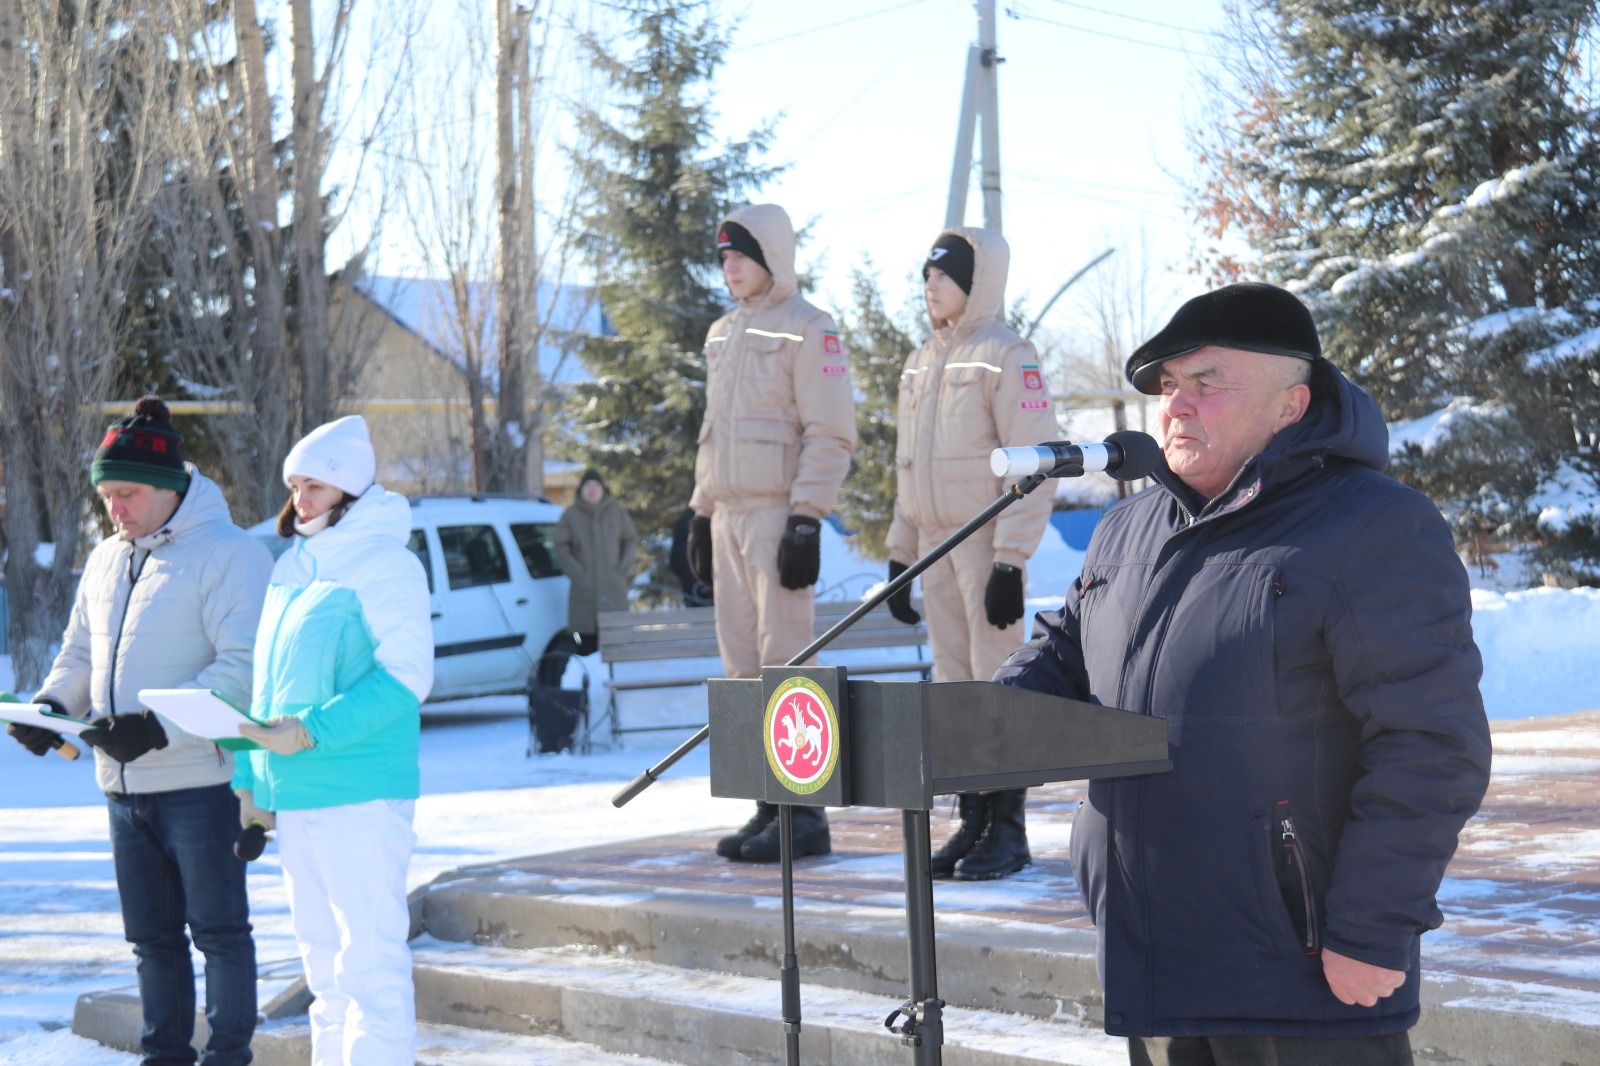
591, 601, 931, 744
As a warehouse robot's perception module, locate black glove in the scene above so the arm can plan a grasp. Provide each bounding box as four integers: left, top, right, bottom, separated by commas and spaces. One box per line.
886, 560, 921, 626
3, 693, 64, 757
777, 515, 822, 590
984, 563, 1025, 629
79, 710, 169, 764
687, 514, 713, 589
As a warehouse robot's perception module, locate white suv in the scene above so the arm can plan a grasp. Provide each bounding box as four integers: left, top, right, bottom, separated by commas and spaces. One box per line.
253, 495, 573, 701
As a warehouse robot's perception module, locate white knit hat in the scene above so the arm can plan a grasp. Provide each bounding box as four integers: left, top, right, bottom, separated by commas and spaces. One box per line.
282, 415, 376, 497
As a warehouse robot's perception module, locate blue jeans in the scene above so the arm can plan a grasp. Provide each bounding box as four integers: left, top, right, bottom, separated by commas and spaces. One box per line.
108, 784, 256, 1066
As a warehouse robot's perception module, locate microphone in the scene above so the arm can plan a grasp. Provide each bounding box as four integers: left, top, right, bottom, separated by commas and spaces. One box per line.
990, 430, 1163, 481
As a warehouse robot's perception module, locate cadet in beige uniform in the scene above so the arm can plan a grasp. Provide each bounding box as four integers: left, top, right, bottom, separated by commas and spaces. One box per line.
885, 229, 1058, 880
687, 204, 856, 862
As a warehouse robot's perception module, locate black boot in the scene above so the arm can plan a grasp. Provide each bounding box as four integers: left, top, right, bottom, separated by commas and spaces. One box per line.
954, 789, 1031, 881
717, 802, 776, 859
929, 793, 987, 879
737, 806, 831, 862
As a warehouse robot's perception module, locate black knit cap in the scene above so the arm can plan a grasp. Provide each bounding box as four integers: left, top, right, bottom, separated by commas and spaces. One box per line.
922, 234, 974, 295
91, 396, 189, 492
716, 222, 768, 272
1126, 282, 1322, 395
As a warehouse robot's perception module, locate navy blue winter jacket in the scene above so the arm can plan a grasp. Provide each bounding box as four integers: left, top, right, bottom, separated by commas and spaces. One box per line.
994, 360, 1491, 1038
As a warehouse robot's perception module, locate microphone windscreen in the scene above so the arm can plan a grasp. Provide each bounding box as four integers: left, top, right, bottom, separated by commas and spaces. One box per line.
234, 823, 267, 862
1106, 431, 1164, 482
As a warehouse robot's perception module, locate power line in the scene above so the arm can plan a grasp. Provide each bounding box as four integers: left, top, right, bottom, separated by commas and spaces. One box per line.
1005, 8, 1202, 57
732, 0, 933, 51
1037, 0, 1228, 40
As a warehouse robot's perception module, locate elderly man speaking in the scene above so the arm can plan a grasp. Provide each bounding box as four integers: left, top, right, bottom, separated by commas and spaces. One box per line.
995, 283, 1490, 1066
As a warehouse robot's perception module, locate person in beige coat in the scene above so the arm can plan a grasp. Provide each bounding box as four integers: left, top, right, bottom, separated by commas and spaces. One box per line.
885, 228, 1059, 880
688, 203, 856, 862
554, 469, 638, 658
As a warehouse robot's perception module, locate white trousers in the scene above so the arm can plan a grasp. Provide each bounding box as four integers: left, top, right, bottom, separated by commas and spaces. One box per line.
277, 799, 417, 1066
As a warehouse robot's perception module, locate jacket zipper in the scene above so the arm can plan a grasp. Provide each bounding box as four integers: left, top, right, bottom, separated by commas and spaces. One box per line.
106, 544, 150, 793
1275, 800, 1319, 955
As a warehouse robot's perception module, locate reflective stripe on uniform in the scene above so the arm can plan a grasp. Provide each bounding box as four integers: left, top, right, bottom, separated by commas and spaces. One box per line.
944, 361, 1003, 372
745, 328, 805, 341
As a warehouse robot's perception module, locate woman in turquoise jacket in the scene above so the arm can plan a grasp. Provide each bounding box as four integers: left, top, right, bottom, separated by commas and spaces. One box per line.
233, 415, 433, 1066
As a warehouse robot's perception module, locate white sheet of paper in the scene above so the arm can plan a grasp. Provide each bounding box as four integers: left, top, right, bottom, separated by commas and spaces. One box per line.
137, 689, 257, 741
0, 704, 91, 736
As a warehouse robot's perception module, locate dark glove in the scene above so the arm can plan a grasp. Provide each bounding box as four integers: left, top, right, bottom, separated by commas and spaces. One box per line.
885, 561, 921, 626
687, 514, 713, 589
777, 515, 822, 590
3, 692, 63, 757
984, 563, 1025, 629
79, 710, 169, 764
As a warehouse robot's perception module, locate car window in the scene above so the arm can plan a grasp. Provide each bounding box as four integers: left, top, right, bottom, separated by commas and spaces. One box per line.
438, 524, 511, 590
406, 529, 434, 594
511, 522, 563, 579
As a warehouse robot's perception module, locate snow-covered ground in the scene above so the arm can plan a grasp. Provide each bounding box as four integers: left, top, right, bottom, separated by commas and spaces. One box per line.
1, 522, 1597, 1062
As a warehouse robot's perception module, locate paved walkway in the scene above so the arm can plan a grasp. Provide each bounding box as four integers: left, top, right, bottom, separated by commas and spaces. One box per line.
506, 711, 1600, 1016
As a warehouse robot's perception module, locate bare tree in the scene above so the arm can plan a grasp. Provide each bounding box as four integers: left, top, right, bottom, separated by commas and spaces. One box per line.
401, 0, 595, 495
153, 0, 414, 521
0, 1, 171, 685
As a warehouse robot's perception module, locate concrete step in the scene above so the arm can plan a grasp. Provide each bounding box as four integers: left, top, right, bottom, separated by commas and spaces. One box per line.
421, 856, 1105, 1027
410, 936, 1128, 1065
70, 987, 686, 1065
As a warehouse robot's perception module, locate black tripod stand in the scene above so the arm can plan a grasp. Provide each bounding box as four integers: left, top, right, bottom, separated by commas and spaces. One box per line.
612, 432, 1164, 1065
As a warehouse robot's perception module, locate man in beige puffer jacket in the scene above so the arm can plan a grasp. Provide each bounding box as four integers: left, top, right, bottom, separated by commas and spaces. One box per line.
688, 203, 856, 863
885, 228, 1059, 881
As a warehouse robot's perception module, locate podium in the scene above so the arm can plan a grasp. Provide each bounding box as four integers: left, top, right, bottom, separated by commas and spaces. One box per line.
707, 666, 1170, 1064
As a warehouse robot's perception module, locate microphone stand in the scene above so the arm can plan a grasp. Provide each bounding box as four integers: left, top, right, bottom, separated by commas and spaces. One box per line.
612, 471, 1051, 1066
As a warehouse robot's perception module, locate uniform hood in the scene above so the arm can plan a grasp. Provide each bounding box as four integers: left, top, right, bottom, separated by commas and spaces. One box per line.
723, 203, 797, 306
929, 226, 1009, 333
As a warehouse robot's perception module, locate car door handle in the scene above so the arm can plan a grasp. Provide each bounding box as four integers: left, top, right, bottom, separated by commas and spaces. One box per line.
515, 598, 528, 606
431, 611, 443, 619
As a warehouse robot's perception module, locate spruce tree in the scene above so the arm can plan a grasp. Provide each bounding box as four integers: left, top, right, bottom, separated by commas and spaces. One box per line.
1195, 0, 1600, 583
565, 0, 777, 597
835, 266, 922, 563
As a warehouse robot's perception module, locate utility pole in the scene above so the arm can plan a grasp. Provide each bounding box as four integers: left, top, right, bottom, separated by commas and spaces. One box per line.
944, 0, 1004, 232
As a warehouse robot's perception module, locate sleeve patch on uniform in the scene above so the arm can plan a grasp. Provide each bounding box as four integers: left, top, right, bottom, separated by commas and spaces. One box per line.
822, 363, 849, 376
1019, 398, 1050, 410
822, 330, 843, 356
1020, 362, 1044, 391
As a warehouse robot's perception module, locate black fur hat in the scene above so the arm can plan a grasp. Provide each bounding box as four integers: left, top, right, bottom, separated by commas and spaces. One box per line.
1126, 283, 1321, 395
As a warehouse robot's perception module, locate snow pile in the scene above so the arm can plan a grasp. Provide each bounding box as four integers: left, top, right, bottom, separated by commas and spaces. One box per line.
1471, 587, 1600, 720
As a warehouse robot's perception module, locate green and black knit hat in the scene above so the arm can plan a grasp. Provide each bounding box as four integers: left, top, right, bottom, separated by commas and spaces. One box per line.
90, 396, 189, 492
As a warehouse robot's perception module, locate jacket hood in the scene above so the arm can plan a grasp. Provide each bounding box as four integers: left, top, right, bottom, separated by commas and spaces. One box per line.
723, 203, 797, 306
930, 226, 1009, 333
130, 465, 232, 549
1157, 359, 1390, 515
292, 485, 413, 575
1273, 359, 1389, 472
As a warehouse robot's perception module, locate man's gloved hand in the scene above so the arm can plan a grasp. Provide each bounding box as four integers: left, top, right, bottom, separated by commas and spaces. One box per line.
777, 515, 822, 590
234, 788, 276, 832
238, 717, 315, 756
2, 692, 64, 757
885, 561, 921, 626
79, 710, 169, 764
984, 563, 1025, 629
687, 514, 714, 589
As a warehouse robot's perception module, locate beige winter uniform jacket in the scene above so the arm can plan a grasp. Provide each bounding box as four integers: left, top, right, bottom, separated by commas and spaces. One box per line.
886, 227, 1058, 568
690, 204, 856, 520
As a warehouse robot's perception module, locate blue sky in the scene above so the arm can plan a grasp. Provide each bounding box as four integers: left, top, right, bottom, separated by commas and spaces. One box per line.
341, 0, 1231, 346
